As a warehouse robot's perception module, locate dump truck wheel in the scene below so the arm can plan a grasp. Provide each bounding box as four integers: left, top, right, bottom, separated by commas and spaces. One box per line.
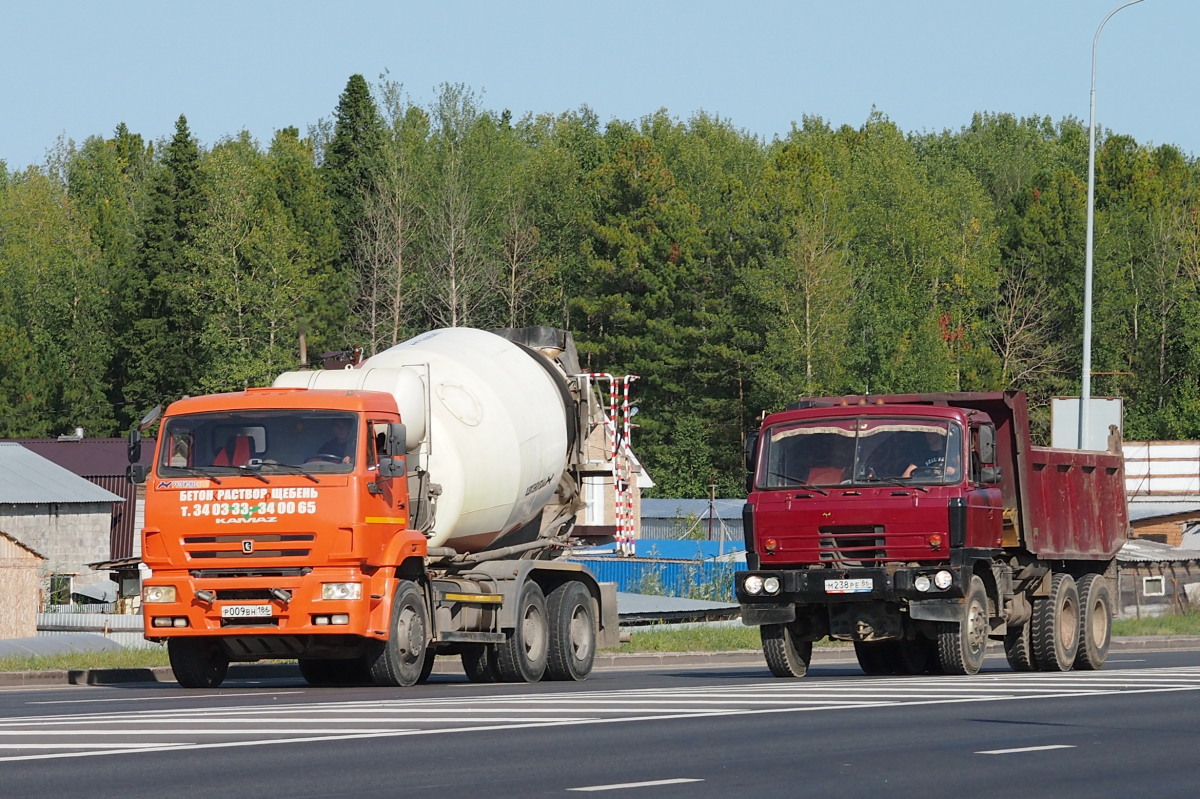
853, 641, 894, 675
761, 623, 813, 678
545, 581, 596, 681
168, 638, 230, 689
461, 644, 500, 682
1031, 573, 1080, 672
496, 580, 549, 682
894, 637, 934, 675
1004, 622, 1038, 672
368, 580, 430, 687
937, 575, 989, 675
1074, 574, 1112, 671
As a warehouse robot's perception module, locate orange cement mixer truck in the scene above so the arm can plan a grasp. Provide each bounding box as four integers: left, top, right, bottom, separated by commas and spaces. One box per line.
128, 327, 628, 688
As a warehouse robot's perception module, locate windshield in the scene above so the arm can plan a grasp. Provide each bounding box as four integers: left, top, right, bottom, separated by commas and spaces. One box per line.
158, 410, 359, 477
758, 417, 963, 488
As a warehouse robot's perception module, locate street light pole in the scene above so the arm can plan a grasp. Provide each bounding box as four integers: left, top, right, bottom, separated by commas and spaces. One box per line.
1081, 0, 1144, 449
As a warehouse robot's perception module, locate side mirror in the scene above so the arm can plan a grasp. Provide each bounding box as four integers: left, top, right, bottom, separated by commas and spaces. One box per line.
980, 465, 1002, 485
127, 428, 143, 464
744, 431, 759, 471
126, 463, 149, 485
387, 422, 407, 456
977, 424, 996, 465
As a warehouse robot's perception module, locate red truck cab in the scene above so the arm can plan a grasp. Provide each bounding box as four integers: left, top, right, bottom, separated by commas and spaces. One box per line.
737, 391, 1127, 678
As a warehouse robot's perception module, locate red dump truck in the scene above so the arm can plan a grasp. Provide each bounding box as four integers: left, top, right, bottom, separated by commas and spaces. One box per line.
129, 327, 626, 688
736, 391, 1128, 677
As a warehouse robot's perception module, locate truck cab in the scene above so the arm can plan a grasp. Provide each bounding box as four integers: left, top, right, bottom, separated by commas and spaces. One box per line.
737, 391, 1126, 679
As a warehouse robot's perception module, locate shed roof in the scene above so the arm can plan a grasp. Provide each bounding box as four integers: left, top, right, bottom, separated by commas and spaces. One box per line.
4, 437, 152, 476
0, 529, 46, 560
0, 444, 124, 504
1117, 538, 1200, 563
641, 498, 744, 520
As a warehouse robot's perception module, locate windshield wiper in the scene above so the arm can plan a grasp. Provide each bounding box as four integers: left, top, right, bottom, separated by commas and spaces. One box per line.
236, 465, 270, 484
859, 475, 928, 493
260, 462, 320, 484
172, 467, 223, 485
767, 471, 829, 495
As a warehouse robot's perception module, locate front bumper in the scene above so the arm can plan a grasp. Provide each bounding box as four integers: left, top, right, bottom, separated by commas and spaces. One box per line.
735, 565, 971, 626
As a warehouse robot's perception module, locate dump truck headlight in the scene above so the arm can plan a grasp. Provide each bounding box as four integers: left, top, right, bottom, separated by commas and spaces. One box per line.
744, 575, 764, 595
762, 576, 781, 595
914, 575, 932, 593
934, 570, 954, 590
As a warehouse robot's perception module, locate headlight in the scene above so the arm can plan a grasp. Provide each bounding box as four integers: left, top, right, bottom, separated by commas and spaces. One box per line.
143, 585, 177, 603
934, 570, 954, 590
744, 575, 764, 595
763, 576, 781, 595
914, 575, 932, 593
322, 582, 362, 600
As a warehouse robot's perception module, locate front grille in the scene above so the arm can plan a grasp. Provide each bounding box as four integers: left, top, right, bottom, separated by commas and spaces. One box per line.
818, 526, 885, 566
189, 568, 311, 579
183, 533, 315, 561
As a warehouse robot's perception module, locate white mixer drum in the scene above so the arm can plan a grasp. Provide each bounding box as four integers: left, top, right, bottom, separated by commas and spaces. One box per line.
280, 328, 572, 551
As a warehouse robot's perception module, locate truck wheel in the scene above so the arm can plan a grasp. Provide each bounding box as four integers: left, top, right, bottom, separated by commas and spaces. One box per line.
853, 641, 894, 675
168, 638, 230, 688
496, 580, 549, 682
545, 581, 597, 681
1003, 623, 1038, 672
894, 637, 934, 675
937, 575, 989, 675
1074, 574, 1112, 671
368, 579, 430, 687
1031, 573, 1080, 671
761, 624, 813, 678
417, 649, 437, 684
461, 644, 500, 682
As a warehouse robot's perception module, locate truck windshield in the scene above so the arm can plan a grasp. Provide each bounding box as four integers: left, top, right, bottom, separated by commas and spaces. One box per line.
758, 417, 963, 488
158, 410, 359, 477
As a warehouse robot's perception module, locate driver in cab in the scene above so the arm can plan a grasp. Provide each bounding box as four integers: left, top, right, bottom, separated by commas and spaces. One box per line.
311, 418, 355, 464
901, 430, 957, 479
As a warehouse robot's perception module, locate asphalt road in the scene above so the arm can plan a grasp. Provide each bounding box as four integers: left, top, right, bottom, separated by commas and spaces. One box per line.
1, 645, 1199, 798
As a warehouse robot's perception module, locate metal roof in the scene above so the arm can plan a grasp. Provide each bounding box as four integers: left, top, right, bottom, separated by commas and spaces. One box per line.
1127, 499, 1200, 523
641, 498, 745, 520
4, 437, 152, 476
1118, 538, 1200, 563
0, 444, 124, 504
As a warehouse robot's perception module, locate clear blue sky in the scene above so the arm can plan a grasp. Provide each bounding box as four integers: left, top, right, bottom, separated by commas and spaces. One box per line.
2, 0, 1195, 170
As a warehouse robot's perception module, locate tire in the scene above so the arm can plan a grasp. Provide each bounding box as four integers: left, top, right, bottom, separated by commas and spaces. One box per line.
1003, 622, 1038, 672
761, 623, 814, 678
1074, 574, 1112, 671
496, 580, 549, 682
168, 638, 230, 689
416, 649, 437, 684
545, 581, 597, 681
853, 641, 894, 676
937, 575, 989, 675
1031, 573, 1080, 672
368, 579, 430, 687
894, 637, 933, 675
461, 644, 501, 683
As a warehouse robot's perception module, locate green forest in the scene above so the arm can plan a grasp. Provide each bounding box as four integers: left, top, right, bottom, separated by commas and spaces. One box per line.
2, 74, 1199, 498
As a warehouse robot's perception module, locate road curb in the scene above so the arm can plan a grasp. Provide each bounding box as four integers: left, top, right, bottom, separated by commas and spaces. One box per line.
3, 636, 1198, 688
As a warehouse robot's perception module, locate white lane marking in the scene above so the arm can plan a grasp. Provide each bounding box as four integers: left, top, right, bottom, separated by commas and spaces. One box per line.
569, 778, 704, 791
29, 691, 305, 705
977, 744, 1076, 755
